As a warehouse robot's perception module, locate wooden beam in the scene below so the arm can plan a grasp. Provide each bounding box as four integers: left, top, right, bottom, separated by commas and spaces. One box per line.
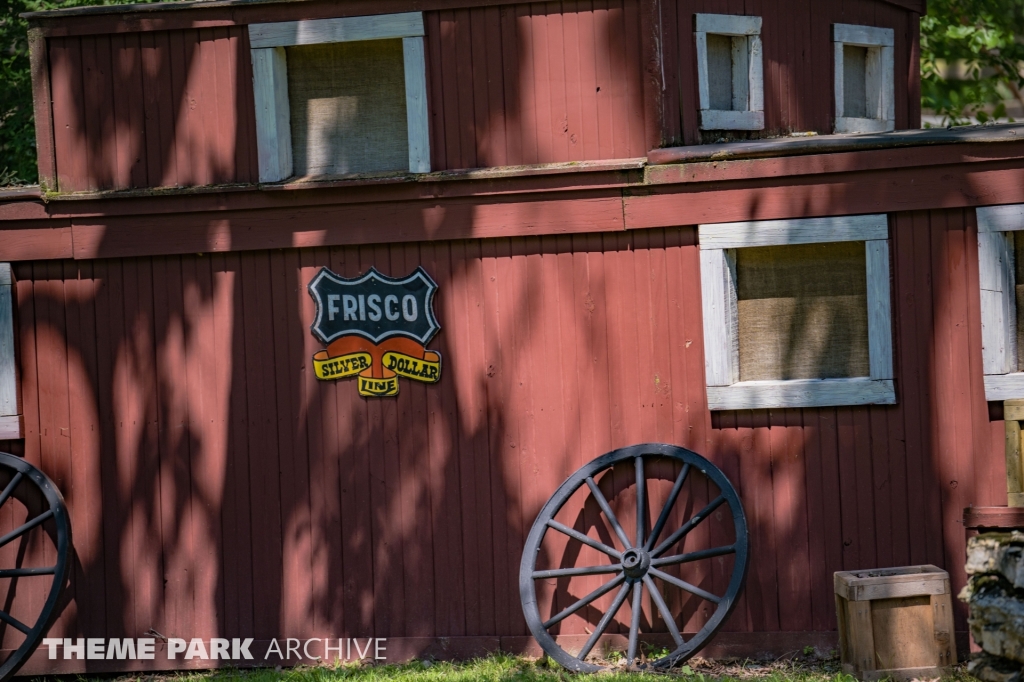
27, 29, 57, 191
983, 373, 1024, 401
698, 214, 888, 248
403, 36, 430, 174
978, 230, 1016, 375
0, 416, 23, 441
1004, 405, 1023, 502
0, 266, 19, 434
250, 47, 292, 183
866, 238, 894, 380
833, 23, 894, 47
699, 248, 738, 387
706, 378, 896, 411
694, 13, 761, 35
978, 203, 1024, 233
248, 11, 424, 48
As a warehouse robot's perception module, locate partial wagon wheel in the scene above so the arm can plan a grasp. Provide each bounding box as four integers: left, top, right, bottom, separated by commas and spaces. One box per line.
0, 452, 71, 681
520, 443, 748, 673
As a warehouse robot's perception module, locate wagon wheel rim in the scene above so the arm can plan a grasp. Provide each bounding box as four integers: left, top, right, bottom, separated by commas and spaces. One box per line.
0, 452, 72, 681
520, 443, 748, 673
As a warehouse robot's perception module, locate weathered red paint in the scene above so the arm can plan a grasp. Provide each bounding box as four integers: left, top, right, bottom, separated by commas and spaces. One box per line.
0, 211, 1005, 673
1, 0, 1012, 672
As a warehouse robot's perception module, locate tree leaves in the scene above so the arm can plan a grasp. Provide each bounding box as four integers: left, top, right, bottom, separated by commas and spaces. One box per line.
921, 0, 1024, 126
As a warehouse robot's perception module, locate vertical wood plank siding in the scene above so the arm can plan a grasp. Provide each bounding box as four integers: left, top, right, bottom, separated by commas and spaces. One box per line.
48, 27, 260, 192
425, 0, 649, 170
8, 209, 1003, 648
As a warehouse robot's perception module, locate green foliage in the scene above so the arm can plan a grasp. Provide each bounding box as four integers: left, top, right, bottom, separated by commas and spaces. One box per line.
0, 0, 153, 186
921, 0, 1024, 125
24, 655, 972, 682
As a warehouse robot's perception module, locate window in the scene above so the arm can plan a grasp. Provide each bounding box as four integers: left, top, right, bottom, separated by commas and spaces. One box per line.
249, 12, 431, 182
833, 24, 895, 134
699, 215, 895, 410
976, 204, 1024, 400
0, 264, 20, 439
694, 13, 764, 131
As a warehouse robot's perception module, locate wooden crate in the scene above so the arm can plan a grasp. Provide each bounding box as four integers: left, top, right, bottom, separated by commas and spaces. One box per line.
834, 565, 956, 681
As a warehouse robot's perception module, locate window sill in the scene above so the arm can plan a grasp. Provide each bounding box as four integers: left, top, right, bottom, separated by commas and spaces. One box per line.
700, 110, 765, 131
835, 117, 895, 134
984, 373, 1024, 401
706, 377, 896, 411
0, 415, 23, 440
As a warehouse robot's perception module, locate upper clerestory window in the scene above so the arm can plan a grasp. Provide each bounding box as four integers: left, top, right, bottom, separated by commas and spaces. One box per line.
833, 24, 895, 134
694, 13, 764, 131
248, 12, 431, 182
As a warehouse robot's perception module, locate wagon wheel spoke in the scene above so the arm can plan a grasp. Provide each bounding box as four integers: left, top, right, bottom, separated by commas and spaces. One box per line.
626, 580, 642, 664
0, 609, 31, 636
0, 473, 23, 511
634, 457, 646, 549
643, 574, 684, 648
533, 564, 622, 579
649, 567, 722, 604
577, 581, 631, 660
542, 574, 626, 629
651, 495, 726, 558
585, 477, 632, 549
644, 463, 690, 552
651, 545, 736, 567
0, 509, 54, 552
546, 520, 622, 559
0, 566, 57, 578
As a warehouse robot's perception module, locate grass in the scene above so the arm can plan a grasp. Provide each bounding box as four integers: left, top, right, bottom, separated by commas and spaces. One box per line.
27, 653, 976, 682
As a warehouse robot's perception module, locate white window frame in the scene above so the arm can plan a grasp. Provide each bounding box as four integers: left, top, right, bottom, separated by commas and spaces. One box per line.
833, 23, 895, 134
248, 12, 431, 182
695, 13, 764, 131
976, 204, 1024, 400
0, 264, 20, 439
699, 215, 896, 410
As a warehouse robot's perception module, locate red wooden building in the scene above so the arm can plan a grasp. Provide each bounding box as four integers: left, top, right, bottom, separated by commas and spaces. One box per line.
1, 0, 1023, 673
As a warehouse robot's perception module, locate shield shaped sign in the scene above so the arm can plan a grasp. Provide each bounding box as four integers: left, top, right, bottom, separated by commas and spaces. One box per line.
307, 266, 442, 397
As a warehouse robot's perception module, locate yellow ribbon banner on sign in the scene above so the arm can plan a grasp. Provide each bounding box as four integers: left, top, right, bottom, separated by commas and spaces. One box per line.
312, 351, 372, 380
382, 351, 441, 383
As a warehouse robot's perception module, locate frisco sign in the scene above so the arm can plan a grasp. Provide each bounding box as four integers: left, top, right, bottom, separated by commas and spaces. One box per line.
308, 267, 442, 397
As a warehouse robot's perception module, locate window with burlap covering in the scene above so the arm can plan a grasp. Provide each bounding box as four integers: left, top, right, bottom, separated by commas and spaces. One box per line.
736, 241, 870, 381
286, 39, 409, 177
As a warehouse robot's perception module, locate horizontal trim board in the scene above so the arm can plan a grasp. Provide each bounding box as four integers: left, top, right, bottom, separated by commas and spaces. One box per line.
0, 415, 23, 440
695, 13, 761, 35
10, 160, 1024, 261
978, 203, 1024, 233
700, 109, 764, 131
707, 378, 896, 410
984, 373, 1024, 401
648, 123, 1024, 165
698, 214, 888, 248
833, 23, 895, 47
249, 12, 424, 48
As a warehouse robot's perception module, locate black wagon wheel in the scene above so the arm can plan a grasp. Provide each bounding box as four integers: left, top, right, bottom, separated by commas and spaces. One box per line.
0, 452, 71, 681
520, 443, 748, 673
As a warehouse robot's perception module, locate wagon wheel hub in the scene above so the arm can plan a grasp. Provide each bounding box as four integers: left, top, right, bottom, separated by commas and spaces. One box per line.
621, 548, 650, 580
